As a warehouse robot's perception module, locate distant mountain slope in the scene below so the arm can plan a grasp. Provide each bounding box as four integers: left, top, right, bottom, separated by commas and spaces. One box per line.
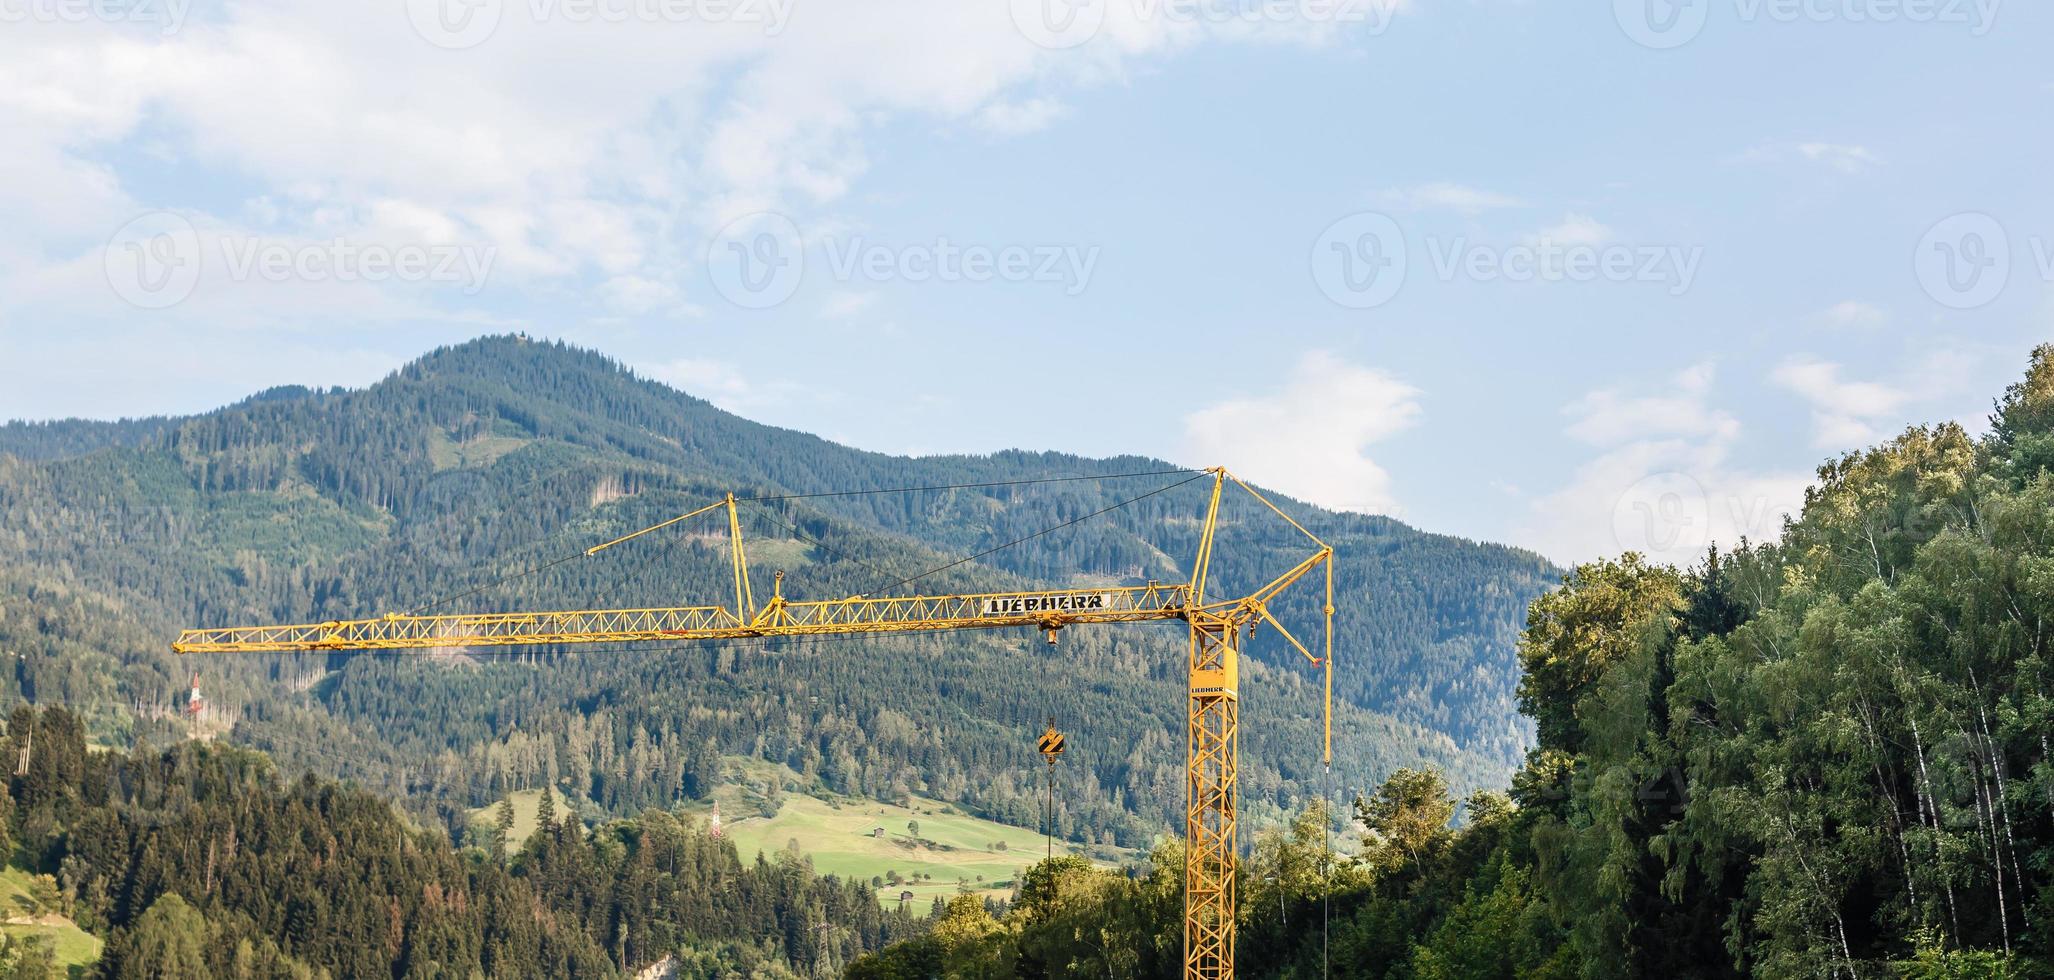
0, 335, 1556, 841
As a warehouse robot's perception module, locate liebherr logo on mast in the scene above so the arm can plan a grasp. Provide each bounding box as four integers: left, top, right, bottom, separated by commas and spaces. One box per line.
979, 593, 1117, 616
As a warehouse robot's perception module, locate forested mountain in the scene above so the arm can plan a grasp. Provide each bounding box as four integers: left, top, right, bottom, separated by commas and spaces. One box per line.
0, 335, 1556, 851
850, 346, 2054, 977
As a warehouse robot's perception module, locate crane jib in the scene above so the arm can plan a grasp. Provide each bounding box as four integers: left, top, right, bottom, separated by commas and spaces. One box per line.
170, 466, 1336, 979
977, 593, 1117, 616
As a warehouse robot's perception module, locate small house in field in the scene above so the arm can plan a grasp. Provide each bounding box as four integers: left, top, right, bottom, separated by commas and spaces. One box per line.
898, 891, 916, 905
872, 826, 886, 838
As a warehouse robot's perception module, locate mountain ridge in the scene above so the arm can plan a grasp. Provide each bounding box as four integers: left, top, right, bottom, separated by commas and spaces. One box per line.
0, 334, 1557, 842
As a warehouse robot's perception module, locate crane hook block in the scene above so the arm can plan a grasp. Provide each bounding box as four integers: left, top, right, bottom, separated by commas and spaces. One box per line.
1038, 725, 1066, 762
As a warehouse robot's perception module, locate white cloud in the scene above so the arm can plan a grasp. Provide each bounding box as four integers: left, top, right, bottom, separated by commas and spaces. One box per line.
1769, 353, 1984, 450
1527, 348, 1989, 568
642, 357, 795, 414
601, 274, 682, 315
1563, 362, 1736, 445
0, 1, 1379, 333
1771, 356, 1910, 448
1182, 352, 1421, 516
1815, 300, 1887, 329
977, 98, 1067, 136
1797, 142, 1882, 174
1520, 364, 1807, 567
1732, 141, 1882, 174
1379, 182, 1524, 215
1525, 212, 1613, 248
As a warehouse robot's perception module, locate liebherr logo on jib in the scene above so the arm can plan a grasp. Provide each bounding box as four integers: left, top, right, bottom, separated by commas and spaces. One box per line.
979, 593, 1116, 616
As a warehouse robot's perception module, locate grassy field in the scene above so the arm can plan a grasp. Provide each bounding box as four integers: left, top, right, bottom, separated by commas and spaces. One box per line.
463, 787, 578, 855
470, 760, 1129, 907
0, 866, 102, 976
691, 759, 1125, 906
716, 793, 1075, 906
426, 429, 533, 471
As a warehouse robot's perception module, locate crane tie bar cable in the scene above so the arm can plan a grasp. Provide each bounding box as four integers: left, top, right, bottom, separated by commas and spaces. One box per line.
407, 552, 586, 615
404, 467, 1204, 615
734, 468, 1200, 503
863, 471, 1212, 597
738, 498, 903, 583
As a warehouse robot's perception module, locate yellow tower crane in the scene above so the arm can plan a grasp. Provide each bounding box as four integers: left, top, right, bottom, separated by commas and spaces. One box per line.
172, 466, 1335, 979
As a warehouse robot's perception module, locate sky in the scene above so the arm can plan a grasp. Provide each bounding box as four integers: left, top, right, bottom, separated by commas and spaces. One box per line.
1, 0, 2048, 568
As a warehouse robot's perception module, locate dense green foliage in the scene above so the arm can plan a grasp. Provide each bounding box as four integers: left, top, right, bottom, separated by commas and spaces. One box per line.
1, 704, 915, 978
855, 346, 2054, 977
0, 336, 1554, 847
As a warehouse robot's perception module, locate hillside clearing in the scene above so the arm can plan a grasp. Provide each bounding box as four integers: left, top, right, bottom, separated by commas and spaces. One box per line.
0, 866, 102, 975
705, 780, 1127, 907
464, 788, 579, 855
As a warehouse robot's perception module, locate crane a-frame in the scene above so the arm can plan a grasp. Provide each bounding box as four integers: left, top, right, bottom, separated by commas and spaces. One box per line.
172, 467, 1335, 979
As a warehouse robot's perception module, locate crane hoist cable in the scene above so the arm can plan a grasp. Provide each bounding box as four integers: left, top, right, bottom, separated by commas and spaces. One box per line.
1322, 762, 1333, 980
1037, 718, 1066, 861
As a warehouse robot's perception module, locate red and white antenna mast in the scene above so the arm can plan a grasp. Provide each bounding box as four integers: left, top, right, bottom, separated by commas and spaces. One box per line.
185, 672, 206, 717
708, 799, 723, 840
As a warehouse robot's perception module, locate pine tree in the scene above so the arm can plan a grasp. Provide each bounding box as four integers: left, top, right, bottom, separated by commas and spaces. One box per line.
535, 789, 558, 842
492, 797, 515, 857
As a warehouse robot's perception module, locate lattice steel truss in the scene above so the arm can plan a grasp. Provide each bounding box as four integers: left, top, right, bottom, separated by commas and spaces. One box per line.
173, 469, 1334, 979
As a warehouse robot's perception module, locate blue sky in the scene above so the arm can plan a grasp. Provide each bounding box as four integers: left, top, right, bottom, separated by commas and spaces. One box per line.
1, 0, 2048, 565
